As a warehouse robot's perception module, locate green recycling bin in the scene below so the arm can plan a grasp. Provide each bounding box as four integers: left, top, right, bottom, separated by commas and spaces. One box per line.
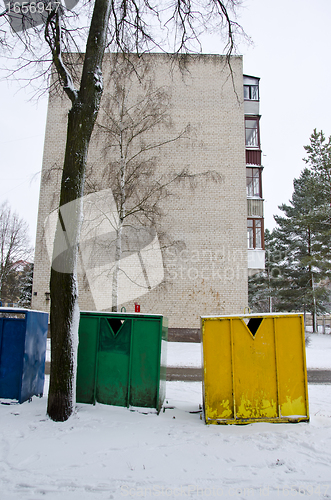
76, 311, 167, 412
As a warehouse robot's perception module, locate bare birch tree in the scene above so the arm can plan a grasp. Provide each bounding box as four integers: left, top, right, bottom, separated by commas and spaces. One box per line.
1, 1, 244, 421
86, 57, 190, 311
84, 57, 223, 312
0, 201, 32, 303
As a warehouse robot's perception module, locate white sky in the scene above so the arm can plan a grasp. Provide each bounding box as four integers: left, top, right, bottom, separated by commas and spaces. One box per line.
1, 0, 331, 246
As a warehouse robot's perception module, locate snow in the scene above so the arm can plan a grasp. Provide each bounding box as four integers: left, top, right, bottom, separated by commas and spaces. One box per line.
0, 307, 45, 314
46, 338, 51, 362
167, 342, 202, 368
305, 334, 331, 370
70, 298, 80, 406
2, 335, 331, 500
167, 333, 331, 370
93, 66, 103, 92
46, 334, 331, 369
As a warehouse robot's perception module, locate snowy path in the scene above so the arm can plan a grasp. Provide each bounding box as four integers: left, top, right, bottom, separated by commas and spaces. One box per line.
47, 333, 331, 370
305, 334, 331, 370
166, 333, 331, 370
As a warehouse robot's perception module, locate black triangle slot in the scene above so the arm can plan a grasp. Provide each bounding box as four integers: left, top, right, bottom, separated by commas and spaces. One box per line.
246, 317, 263, 336
107, 318, 125, 336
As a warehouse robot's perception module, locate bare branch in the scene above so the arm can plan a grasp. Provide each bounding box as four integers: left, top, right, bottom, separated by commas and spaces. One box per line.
45, 10, 78, 103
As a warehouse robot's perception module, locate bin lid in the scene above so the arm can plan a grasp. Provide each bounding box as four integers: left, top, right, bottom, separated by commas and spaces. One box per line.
80, 310, 165, 319
201, 312, 304, 319
0, 307, 48, 315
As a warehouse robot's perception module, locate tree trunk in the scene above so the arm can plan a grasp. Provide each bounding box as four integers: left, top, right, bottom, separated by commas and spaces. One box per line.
47, 103, 98, 421
48, 269, 79, 420
112, 156, 126, 312
47, 0, 112, 421
112, 222, 123, 312
313, 313, 318, 333
311, 270, 318, 333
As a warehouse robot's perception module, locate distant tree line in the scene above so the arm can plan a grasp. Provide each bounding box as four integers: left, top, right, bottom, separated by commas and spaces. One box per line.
0, 201, 33, 307
249, 130, 331, 332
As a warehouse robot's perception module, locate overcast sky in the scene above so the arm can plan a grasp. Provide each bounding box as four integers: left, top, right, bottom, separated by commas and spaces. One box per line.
1, 0, 331, 246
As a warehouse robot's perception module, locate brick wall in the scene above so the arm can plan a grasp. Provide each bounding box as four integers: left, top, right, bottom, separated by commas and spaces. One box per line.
32, 53, 248, 328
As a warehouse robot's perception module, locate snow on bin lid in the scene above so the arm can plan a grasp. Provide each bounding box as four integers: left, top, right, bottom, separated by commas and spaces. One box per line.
201, 312, 304, 319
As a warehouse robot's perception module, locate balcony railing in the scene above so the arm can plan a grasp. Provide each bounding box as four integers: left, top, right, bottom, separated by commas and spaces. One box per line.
246, 149, 261, 165
247, 198, 264, 217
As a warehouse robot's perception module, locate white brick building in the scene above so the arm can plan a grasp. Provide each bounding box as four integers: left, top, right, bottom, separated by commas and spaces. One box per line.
32, 53, 264, 330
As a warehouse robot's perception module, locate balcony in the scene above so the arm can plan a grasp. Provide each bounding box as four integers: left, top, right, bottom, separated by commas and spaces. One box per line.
247, 199, 264, 218
244, 100, 259, 116
248, 249, 265, 273
246, 149, 262, 165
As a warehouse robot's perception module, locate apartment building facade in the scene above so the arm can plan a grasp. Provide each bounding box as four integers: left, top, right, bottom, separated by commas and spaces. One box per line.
31, 54, 265, 328
244, 75, 265, 275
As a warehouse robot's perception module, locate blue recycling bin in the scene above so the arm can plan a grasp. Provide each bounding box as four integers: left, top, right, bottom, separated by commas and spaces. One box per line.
0, 308, 48, 403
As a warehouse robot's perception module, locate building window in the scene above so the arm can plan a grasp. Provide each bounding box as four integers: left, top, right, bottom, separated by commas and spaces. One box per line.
245, 117, 260, 148
246, 167, 262, 197
247, 218, 264, 249
244, 84, 259, 101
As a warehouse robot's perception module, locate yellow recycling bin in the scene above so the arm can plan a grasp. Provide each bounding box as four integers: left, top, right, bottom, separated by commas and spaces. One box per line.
201, 313, 309, 425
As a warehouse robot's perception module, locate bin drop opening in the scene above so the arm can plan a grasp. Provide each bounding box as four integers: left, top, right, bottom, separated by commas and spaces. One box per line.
107, 318, 125, 336
243, 317, 263, 337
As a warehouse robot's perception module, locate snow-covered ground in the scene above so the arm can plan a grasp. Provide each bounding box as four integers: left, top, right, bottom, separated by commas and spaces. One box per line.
1, 335, 331, 500
305, 334, 331, 370
167, 341, 202, 368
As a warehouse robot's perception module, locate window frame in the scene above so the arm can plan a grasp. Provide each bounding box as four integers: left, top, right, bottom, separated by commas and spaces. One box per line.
247, 218, 264, 249
246, 167, 262, 198
245, 116, 260, 149
244, 84, 259, 101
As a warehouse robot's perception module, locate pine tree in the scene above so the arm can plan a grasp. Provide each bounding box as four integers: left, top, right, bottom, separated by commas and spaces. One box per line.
303, 129, 331, 199
18, 263, 34, 308
273, 168, 331, 330
250, 131, 331, 327
248, 229, 282, 312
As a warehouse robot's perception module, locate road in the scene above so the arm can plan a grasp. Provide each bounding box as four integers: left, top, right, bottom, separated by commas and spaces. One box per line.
44, 363, 331, 384
166, 367, 331, 384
